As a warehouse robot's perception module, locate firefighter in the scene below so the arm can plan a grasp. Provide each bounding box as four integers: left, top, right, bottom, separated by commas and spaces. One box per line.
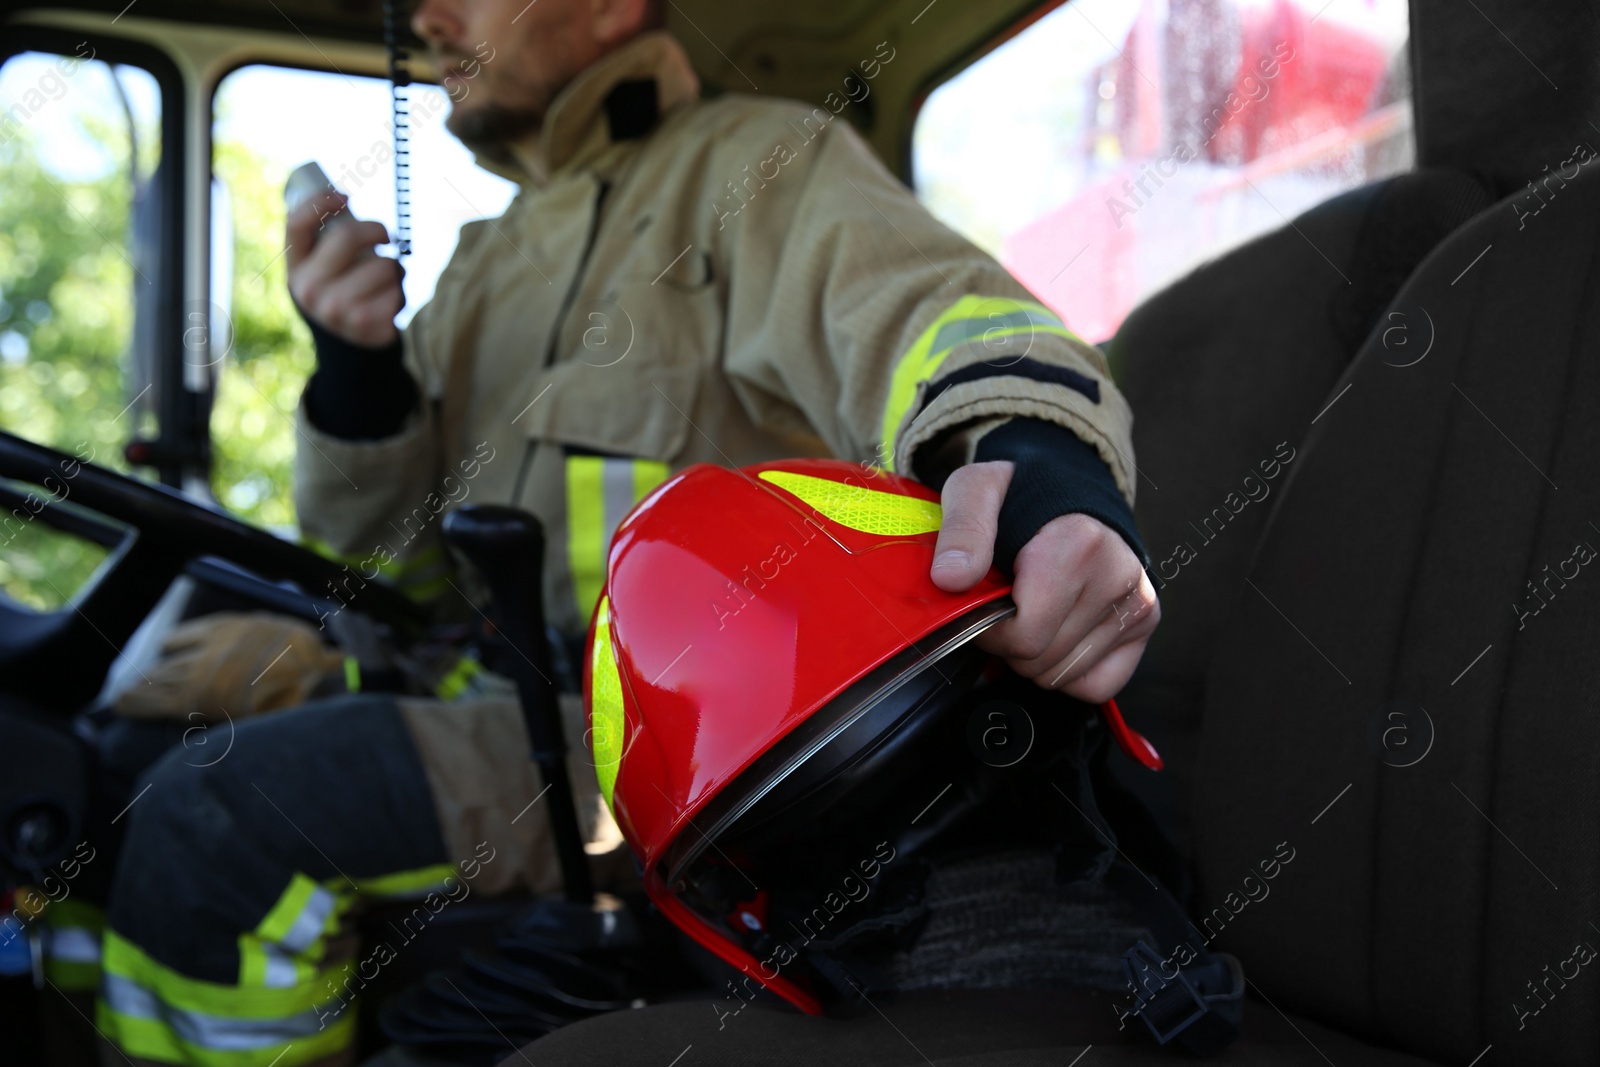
97, 0, 1159, 1063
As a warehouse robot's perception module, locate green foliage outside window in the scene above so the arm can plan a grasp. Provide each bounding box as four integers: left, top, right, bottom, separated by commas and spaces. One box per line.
1, 106, 313, 608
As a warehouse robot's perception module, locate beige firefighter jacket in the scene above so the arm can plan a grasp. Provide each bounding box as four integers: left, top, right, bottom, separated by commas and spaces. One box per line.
293, 30, 1137, 641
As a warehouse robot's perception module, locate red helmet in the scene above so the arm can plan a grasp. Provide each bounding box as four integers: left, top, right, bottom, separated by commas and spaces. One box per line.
582, 458, 1158, 1013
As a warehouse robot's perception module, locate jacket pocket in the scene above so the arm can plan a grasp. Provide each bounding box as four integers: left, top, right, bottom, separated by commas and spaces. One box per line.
517, 253, 718, 462
520, 228, 722, 627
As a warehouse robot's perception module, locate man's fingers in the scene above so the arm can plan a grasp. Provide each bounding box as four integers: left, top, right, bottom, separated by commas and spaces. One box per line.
969, 509, 1158, 702
1013, 571, 1159, 698
930, 460, 1013, 592
1064, 641, 1150, 704
976, 512, 1109, 660
977, 579, 1086, 665
285, 191, 348, 272
322, 256, 403, 309
311, 219, 392, 278
311, 257, 405, 347
287, 218, 393, 324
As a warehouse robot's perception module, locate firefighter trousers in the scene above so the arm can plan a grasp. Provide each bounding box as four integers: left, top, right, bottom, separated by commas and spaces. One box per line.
95, 692, 621, 1067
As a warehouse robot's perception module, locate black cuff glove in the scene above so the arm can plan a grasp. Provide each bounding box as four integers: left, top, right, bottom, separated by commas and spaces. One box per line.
918, 418, 1150, 579
300, 313, 418, 441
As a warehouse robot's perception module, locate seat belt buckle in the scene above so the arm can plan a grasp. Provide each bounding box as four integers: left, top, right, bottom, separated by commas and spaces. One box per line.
1123, 941, 1209, 1044
1122, 941, 1247, 1054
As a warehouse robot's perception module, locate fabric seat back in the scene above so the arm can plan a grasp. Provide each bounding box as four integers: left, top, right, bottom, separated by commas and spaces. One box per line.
1193, 163, 1600, 1064
1110, 170, 1494, 845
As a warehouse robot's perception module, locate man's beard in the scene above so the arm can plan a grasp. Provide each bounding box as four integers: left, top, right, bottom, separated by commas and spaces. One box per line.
446, 101, 544, 157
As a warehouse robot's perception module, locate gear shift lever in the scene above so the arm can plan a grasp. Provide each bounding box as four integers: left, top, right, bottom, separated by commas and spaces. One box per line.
441, 504, 594, 903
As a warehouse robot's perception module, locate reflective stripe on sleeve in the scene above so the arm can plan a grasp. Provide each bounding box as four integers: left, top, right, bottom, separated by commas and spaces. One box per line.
301, 538, 452, 603
434, 654, 483, 701
352, 864, 459, 901
878, 296, 1078, 472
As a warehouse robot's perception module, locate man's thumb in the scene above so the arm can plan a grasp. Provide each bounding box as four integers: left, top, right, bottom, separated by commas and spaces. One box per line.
929, 460, 1013, 592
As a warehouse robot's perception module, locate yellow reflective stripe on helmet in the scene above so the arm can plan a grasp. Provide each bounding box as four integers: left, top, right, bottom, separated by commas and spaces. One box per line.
878, 296, 1078, 472
353, 863, 459, 900
568, 457, 672, 621
343, 656, 361, 693
590, 596, 626, 811
97, 989, 355, 1067
758, 470, 942, 537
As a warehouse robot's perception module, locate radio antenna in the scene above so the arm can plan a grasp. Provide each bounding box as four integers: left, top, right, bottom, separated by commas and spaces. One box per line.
382, 0, 413, 258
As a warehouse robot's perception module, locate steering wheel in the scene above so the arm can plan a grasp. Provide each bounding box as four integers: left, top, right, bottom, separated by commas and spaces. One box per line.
0, 428, 425, 712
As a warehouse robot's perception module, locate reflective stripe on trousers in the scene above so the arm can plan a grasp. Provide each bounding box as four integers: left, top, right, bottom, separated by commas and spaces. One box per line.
44, 898, 105, 991
101, 972, 349, 1055
237, 873, 340, 991
100, 862, 454, 1065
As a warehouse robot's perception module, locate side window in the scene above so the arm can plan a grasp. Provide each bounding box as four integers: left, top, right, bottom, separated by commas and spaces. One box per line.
209, 64, 516, 530
0, 46, 162, 609
914, 0, 1413, 341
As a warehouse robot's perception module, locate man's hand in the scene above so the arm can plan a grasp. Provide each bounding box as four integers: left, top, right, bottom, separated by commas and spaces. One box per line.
286, 189, 404, 348
929, 461, 1159, 703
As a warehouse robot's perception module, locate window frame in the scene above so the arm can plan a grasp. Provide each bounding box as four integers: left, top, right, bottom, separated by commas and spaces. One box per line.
1, 27, 189, 485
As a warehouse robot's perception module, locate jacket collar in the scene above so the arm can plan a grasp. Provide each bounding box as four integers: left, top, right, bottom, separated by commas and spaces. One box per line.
483, 30, 700, 188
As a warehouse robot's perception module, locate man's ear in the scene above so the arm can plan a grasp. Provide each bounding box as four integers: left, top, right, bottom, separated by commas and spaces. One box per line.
592, 0, 655, 47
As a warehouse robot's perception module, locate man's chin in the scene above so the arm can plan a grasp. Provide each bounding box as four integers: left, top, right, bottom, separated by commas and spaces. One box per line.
446, 103, 543, 156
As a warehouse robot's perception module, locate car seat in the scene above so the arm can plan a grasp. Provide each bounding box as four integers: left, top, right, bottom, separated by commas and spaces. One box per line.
1109, 168, 1495, 850
1192, 153, 1600, 1065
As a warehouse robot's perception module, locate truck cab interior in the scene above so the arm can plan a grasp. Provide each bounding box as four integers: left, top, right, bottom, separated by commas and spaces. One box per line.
2, 0, 1597, 1064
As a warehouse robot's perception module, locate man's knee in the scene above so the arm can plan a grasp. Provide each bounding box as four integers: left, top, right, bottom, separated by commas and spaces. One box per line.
117, 740, 237, 876
108, 694, 446, 941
